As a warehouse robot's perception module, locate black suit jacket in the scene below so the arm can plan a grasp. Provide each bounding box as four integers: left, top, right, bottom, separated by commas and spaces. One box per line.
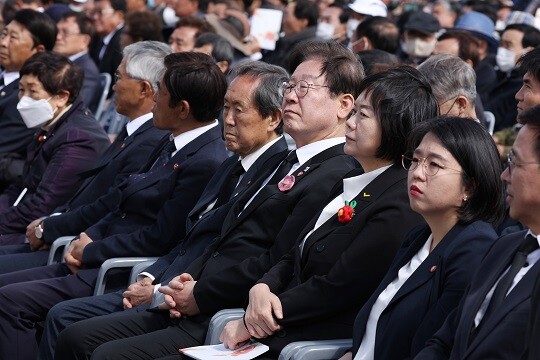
0, 78, 35, 155
256, 164, 423, 356
352, 221, 497, 360
415, 230, 540, 360
39, 125, 226, 286
73, 53, 101, 113
169, 143, 358, 345
43, 120, 167, 244
0, 99, 110, 239
523, 266, 540, 360
145, 137, 289, 282
89, 28, 123, 95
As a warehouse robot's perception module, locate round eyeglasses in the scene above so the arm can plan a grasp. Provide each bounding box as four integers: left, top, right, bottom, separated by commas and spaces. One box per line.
402, 155, 464, 177
506, 150, 540, 176
279, 80, 329, 98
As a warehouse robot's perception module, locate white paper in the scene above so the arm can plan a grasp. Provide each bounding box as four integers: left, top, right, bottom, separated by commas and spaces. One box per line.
250, 8, 283, 51
180, 341, 269, 360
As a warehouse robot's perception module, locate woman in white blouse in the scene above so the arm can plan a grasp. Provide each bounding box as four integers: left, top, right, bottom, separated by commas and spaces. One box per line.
220, 66, 440, 359
341, 117, 505, 360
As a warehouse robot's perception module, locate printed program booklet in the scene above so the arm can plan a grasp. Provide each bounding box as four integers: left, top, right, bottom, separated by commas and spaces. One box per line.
180, 341, 269, 359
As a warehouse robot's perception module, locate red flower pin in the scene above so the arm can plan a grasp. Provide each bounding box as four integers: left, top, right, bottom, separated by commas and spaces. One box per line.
337, 200, 357, 223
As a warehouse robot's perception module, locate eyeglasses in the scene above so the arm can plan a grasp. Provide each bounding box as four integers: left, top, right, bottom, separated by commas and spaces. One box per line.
506, 150, 540, 175
114, 70, 143, 83
89, 8, 116, 17
57, 30, 82, 38
402, 154, 464, 177
279, 80, 329, 98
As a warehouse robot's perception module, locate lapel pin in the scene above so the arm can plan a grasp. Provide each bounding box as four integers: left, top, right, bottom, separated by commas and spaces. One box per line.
303, 166, 310, 172
337, 200, 357, 224
173, 163, 180, 170
121, 143, 126, 149
430, 265, 437, 273
363, 192, 370, 197
0, 91, 5, 97
278, 175, 295, 192
297, 171, 304, 176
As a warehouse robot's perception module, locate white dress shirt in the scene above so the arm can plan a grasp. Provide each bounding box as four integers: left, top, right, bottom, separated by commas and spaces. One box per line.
355, 235, 433, 360
125, 113, 153, 136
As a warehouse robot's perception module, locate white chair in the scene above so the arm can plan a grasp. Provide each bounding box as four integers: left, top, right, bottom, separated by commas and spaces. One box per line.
484, 111, 496, 135
94, 73, 111, 121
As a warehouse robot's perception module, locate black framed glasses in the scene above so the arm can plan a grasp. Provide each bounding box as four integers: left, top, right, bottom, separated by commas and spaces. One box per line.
402, 154, 463, 176
279, 80, 329, 98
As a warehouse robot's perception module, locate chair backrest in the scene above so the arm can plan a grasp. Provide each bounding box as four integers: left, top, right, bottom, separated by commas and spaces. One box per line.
484, 111, 496, 135
95, 73, 112, 121
47, 236, 77, 265
205, 308, 245, 345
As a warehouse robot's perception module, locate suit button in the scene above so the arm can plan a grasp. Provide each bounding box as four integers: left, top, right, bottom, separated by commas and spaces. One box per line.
179, 249, 186, 256
316, 244, 325, 252
121, 213, 127, 218
277, 330, 287, 337
212, 251, 219, 258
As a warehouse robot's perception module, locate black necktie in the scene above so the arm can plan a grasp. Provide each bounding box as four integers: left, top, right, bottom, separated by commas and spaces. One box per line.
214, 161, 245, 208
0, 76, 4, 88
471, 234, 539, 343
128, 140, 176, 184
268, 150, 298, 185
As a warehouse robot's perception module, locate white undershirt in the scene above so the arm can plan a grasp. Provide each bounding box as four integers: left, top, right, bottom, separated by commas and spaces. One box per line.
355, 235, 433, 360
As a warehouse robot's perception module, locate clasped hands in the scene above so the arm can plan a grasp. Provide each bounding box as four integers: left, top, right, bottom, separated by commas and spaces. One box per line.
64, 232, 93, 274
157, 273, 200, 317
220, 283, 283, 349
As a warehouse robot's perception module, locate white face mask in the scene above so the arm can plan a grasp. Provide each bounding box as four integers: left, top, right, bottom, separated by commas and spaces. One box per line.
346, 18, 361, 39
401, 38, 436, 58
316, 22, 335, 39
496, 47, 516, 73
17, 96, 55, 128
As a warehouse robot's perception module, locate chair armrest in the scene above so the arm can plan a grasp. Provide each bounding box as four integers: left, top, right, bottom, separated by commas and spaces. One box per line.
94, 257, 159, 296
47, 236, 77, 265
128, 258, 159, 284
278, 339, 353, 360
205, 308, 245, 345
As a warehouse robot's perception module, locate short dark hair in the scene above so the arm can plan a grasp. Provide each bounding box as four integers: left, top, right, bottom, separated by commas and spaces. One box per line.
20, 52, 83, 103
518, 46, 540, 83
294, 0, 319, 27
356, 49, 400, 76
175, 17, 215, 38
12, 9, 57, 51
354, 16, 400, 54
437, 30, 481, 68
328, 1, 349, 24
194, 32, 233, 65
109, 0, 127, 13
517, 105, 540, 161
163, 52, 227, 122
229, 61, 289, 134
61, 11, 95, 38
288, 39, 365, 98
359, 66, 439, 163
124, 10, 163, 43
504, 24, 540, 49
407, 116, 505, 224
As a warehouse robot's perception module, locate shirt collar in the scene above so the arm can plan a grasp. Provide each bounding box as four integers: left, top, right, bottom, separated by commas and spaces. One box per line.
342, 164, 391, 201
171, 120, 219, 156
3, 71, 19, 86
240, 136, 283, 172
294, 137, 345, 166
126, 112, 152, 136
102, 23, 124, 45
68, 51, 88, 62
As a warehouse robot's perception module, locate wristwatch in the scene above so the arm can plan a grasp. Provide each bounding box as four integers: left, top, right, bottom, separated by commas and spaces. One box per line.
34, 221, 44, 239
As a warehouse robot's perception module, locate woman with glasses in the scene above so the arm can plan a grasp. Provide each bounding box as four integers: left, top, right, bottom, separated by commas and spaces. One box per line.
220, 66, 438, 358
340, 116, 504, 360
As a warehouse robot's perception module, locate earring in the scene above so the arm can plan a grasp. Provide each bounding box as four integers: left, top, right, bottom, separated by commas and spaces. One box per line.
463, 196, 468, 202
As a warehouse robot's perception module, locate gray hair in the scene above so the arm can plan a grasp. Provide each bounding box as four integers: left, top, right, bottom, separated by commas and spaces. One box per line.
418, 54, 477, 105
229, 61, 289, 119
123, 41, 172, 91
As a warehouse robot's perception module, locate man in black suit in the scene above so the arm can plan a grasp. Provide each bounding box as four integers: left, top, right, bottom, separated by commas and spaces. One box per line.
0, 52, 229, 360
88, 0, 125, 96
40, 60, 289, 360
54, 11, 101, 113
415, 105, 540, 359
0, 9, 57, 191
55, 40, 361, 360
0, 41, 170, 273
